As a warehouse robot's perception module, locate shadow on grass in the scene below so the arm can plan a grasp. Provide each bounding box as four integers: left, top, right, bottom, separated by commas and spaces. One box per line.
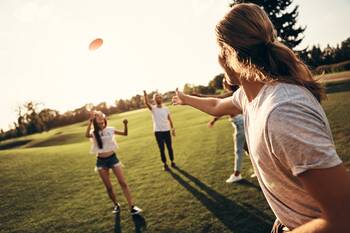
114, 213, 147, 233
27, 133, 84, 148
132, 214, 147, 233
114, 212, 122, 233
236, 179, 261, 191
169, 167, 273, 233
325, 80, 350, 93
0, 139, 32, 150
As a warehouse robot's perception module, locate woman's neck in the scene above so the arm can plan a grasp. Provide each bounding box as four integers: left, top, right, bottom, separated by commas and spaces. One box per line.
240, 79, 265, 102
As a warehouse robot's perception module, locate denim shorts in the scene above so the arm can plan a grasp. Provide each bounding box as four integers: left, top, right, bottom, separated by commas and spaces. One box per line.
96, 153, 120, 170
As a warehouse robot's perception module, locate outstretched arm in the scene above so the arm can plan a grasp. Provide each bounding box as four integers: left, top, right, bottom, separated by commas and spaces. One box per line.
85, 112, 94, 138
172, 88, 241, 117
290, 164, 350, 233
115, 119, 128, 136
143, 90, 152, 110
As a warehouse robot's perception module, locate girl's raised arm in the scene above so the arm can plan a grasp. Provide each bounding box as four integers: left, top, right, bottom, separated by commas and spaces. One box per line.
115, 119, 128, 136
85, 112, 94, 138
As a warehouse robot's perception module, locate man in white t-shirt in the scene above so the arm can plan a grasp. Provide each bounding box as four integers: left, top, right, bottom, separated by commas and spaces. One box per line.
143, 90, 176, 171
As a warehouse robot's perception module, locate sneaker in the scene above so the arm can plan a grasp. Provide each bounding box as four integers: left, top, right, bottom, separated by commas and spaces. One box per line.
225, 174, 242, 183
163, 164, 170, 171
171, 162, 177, 168
250, 173, 257, 178
130, 206, 142, 215
112, 203, 121, 214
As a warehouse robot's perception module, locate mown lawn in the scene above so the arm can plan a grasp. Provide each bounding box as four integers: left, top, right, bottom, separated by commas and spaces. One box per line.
0, 90, 349, 233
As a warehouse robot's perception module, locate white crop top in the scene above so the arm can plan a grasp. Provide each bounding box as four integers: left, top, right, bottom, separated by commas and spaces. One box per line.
90, 127, 118, 154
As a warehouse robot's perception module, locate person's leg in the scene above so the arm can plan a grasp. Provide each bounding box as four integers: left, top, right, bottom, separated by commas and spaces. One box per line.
111, 165, 133, 209
233, 118, 245, 176
98, 168, 118, 205
155, 132, 167, 164
164, 131, 174, 162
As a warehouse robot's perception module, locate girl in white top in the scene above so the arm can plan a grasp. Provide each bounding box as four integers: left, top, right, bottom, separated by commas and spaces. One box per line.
85, 111, 142, 215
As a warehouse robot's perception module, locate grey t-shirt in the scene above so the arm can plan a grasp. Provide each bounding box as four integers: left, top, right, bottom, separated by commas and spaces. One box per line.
232, 82, 342, 230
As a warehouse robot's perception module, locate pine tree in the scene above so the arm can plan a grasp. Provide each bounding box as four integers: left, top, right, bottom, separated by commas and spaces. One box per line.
230, 0, 305, 49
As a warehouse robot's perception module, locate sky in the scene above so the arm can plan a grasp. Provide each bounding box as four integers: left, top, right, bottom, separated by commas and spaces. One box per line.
0, 0, 349, 130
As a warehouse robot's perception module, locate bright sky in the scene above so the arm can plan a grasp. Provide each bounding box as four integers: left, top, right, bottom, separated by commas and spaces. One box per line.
1, 0, 349, 130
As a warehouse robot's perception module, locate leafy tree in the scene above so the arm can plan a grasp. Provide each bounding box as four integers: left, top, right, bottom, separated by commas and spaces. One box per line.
209, 74, 224, 90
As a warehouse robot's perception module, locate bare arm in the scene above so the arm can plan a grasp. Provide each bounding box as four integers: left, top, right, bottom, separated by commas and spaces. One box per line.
143, 90, 152, 110
167, 114, 174, 129
167, 113, 176, 136
172, 88, 241, 117
290, 164, 350, 233
115, 119, 128, 136
85, 120, 93, 138
85, 112, 95, 138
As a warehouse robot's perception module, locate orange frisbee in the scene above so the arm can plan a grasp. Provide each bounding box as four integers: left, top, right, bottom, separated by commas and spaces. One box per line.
89, 38, 103, 51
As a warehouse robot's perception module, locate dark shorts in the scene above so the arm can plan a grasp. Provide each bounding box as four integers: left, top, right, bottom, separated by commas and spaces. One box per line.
96, 153, 120, 170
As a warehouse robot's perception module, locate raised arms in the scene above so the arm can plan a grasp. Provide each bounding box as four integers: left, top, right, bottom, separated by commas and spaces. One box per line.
143, 90, 152, 110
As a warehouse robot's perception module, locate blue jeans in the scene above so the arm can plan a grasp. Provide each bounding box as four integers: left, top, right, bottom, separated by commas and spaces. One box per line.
231, 115, 246, 172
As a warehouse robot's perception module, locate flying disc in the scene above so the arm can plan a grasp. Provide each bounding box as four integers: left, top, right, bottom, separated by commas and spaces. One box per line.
89, 38, 103, 51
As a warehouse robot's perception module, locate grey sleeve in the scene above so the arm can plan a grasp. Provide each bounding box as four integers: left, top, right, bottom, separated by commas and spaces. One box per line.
231, 87, 244, 111
266, 102, 342, 176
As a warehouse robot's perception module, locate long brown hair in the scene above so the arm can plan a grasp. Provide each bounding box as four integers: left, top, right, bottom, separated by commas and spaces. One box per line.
92, 117, 107, 149
216, 3, 324, 102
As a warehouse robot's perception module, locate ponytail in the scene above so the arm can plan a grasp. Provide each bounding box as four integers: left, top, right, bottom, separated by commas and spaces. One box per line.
216, 3, 325, 102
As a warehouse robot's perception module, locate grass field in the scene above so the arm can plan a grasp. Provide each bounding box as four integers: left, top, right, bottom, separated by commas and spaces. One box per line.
1, 90, 350, 233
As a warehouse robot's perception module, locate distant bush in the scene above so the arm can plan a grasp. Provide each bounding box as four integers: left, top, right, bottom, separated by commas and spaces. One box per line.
314, 60, 350, 75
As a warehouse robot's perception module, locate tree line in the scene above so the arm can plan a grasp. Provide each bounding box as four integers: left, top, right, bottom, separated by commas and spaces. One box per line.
0, 91, 169, 142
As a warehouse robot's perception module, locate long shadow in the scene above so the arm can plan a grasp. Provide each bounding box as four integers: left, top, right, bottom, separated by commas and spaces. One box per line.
169, 167, 273, 233
114, 212, 122, 233
0, 139, 31, 150
114, 212, 147, 233
236, 179, 261, 191
132, 214, 147, 233
325, 81, 350, 93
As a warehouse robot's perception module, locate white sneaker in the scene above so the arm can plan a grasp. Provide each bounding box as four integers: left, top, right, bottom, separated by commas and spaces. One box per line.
130, 206, 143, 215
225, 174, 242, 183
250, 173, 257, 178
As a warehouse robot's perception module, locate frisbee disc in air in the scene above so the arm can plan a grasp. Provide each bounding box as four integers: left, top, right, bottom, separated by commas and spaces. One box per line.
89, 38, 103, 51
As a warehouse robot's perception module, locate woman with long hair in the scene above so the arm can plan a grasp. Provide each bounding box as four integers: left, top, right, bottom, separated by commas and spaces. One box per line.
172, 3, 350, 232
85, 111, 142, 215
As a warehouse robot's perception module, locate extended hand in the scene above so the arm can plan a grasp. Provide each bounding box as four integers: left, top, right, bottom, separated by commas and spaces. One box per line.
123, 119, 128, 125
172, 88, 186, 105
207, 121, 215, 128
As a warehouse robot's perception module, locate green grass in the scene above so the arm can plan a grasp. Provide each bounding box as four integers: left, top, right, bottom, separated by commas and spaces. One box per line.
1, 91, 350, 233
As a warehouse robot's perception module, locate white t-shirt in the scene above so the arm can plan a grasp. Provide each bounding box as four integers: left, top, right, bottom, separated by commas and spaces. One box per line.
151, 105, 171, 132
231, 82, 342, 230
90, 127, 118, 154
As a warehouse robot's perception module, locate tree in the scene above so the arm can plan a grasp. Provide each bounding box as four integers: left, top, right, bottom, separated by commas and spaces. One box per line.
209, 73, 224, 90
231, 0, 305, 49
